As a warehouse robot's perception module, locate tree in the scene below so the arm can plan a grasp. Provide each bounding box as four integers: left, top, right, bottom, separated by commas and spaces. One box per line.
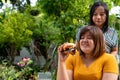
0, 0, 31, 12
0, 11, 34, 63
37, 0, 94, 42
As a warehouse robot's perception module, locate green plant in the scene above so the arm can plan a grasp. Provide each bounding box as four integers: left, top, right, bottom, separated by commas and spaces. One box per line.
0, 58, 39, 80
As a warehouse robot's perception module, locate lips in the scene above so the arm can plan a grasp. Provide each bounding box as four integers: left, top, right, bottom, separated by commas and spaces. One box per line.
96, 21, 101, 23
81, 43, 89, 46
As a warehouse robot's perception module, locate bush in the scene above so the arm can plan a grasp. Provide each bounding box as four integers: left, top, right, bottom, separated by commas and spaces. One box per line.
0, 58, 38, 80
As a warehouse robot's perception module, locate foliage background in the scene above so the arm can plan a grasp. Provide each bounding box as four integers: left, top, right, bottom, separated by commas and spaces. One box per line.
0, 0, 120, 79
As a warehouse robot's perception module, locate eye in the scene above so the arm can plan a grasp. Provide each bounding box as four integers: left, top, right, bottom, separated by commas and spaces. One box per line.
93, 13, 97, 16
81, 36, 84, 39
87, 36, 93, 39
100, 13, 105, 16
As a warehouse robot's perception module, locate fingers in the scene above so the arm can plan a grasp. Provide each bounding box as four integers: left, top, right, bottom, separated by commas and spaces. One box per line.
63, 43, 75, 50
58, 42, 75, 55
57, 43, 76, 62
58, 45, 64, 52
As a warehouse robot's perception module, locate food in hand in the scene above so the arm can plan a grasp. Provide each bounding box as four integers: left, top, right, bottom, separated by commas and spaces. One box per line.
61, 47, 76, 55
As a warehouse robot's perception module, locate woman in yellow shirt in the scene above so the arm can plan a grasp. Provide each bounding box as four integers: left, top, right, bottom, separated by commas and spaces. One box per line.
57, 25, 118, 80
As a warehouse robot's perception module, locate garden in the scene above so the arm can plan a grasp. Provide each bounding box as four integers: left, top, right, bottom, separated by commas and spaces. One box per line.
0, 0, 120, 80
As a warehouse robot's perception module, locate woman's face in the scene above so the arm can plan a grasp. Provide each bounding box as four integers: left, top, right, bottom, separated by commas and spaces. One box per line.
80, 32, 94, 55
92, 6, 106, 28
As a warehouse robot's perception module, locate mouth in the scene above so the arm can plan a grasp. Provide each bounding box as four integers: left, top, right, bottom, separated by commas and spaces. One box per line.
96, 21, 101, 23
96, 20, 102, 23
82, 44, 89, 47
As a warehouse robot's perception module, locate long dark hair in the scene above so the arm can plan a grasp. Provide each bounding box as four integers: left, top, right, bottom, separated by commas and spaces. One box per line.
89, 1, 109, 33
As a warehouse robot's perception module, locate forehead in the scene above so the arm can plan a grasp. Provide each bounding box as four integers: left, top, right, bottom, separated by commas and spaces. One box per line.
94, 6, 105, 13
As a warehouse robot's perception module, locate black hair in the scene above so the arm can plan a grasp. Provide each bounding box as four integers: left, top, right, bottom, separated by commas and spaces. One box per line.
89, 1, 109, 33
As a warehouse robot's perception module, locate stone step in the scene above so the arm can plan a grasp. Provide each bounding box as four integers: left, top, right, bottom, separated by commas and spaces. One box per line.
38, 72, 52, 80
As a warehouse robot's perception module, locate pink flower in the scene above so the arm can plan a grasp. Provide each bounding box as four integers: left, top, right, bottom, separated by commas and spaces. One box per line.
16, 57, 32, 67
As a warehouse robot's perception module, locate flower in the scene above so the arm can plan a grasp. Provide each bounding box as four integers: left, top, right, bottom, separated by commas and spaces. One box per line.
16, 57, 32, 67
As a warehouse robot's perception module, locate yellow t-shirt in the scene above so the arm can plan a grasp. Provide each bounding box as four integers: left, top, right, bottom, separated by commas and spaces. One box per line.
65, 51, 119, 80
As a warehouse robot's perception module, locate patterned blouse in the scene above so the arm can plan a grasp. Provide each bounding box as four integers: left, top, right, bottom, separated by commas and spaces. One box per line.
76, 26, 118, 53
104, 27, 118, 53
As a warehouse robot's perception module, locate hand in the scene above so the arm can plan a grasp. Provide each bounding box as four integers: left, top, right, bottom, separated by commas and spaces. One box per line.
57, 43, 75, 62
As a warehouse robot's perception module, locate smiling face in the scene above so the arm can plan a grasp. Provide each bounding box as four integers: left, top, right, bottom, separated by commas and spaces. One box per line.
80, 31, 94, 55
76, 26, 106, 58
92, 6, 106, 28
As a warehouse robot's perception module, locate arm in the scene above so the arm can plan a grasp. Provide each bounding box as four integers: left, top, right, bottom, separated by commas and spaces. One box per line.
104, 28, 118, 55
102, 55, 119, 80
111, 46, 118, 56
110, 29, 118, 56
57, 61, 73, 80
102, 73, 118, 80
57, 44, 74, 80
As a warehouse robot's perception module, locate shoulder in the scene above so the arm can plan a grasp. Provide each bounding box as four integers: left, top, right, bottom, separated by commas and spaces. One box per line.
65, 51, 80, 70
100, 53, 117, 64
66, 51, 80, 63
107, 27, 117, 33
104, 27, 118, 36
101, 53, 119, 74
102, 53, 116, 59
67, 51, 80, 59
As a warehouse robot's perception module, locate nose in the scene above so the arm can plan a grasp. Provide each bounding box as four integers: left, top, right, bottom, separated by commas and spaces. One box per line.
96, 15, 101, 19
82, 38, 88, 41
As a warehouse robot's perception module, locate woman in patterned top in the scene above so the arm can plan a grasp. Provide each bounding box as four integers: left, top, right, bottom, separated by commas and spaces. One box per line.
76, 1, 118, 55
57, 26, 118, 80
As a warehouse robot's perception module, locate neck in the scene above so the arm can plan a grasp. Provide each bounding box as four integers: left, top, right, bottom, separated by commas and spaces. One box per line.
83, 54, 94, 60
96, 25, 104, 29
81, 55, 95, 67
97, 26, 102, 29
